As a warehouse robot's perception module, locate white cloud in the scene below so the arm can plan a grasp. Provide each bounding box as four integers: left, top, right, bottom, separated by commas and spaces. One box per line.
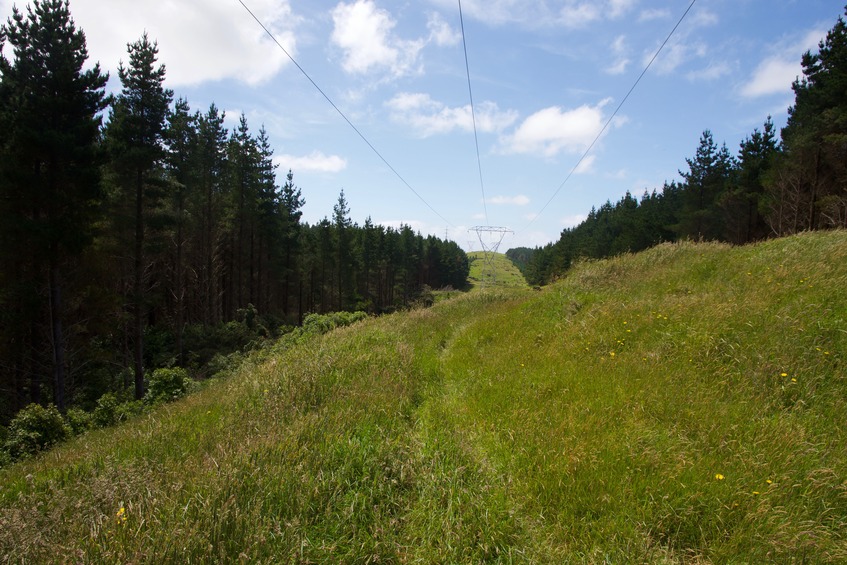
488, 195, 530, 206
639, 8, 670, 22
741, 29, 825, 98
276, 151, 347, 173
690, 8, 719, 28
687, 61, 732, 82
500, 99, 619, 158
606, 35, 629, 75
331, 0, 424, 78
427, 12, 460, 46
0, 0, 299, 87
574, 154, 596, 174
428, 0, 634, 29
386, 92, 518, 137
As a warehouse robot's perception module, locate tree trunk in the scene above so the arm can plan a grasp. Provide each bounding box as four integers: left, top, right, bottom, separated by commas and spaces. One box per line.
48, 256, 66, 411
133, 168, 145, 400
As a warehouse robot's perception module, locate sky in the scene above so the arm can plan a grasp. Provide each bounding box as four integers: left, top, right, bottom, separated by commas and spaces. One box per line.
1, 0, 842, 251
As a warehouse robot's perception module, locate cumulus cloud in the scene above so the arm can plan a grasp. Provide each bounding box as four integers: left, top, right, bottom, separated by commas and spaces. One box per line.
488, 195, 530, 206
331, 0, 424, 78
386, 92, 518, 137
741, 28, 825, 98
0, 0, 300, 87
275, 151, 347, 173
500, 99, 620, 158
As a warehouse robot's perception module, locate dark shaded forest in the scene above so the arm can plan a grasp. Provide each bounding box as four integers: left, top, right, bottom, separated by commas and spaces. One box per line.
511, 7, 847, 286
0, 0, 468, 423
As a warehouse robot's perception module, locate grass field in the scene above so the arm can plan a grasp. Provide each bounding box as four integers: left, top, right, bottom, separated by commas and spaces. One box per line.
1, 232, 846, 562
467, 250, 529, 288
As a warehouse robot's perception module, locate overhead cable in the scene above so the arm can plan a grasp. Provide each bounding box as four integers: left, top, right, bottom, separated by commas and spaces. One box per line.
519, 0, 698, 234
236, 0, 454, 227
458, 0, 489, 225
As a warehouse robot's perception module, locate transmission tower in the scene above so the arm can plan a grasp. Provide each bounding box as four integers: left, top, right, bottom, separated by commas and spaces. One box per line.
469, 226, 512, 286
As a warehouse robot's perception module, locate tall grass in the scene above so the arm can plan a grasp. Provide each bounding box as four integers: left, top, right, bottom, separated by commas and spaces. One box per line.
1, 231, 845, 562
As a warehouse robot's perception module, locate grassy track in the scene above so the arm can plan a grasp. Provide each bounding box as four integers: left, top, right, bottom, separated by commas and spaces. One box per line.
1, 232, 846, 562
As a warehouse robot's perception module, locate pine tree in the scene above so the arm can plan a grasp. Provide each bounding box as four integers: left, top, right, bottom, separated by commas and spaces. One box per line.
0, 0, 109, 410
333, 190, 354, 310
105, 33, 173, 400
678, 130, 735, 241
278, 169, 304, 319
773, 7, 847, 231
724, 117, 779, 243
164, 98, 197, 363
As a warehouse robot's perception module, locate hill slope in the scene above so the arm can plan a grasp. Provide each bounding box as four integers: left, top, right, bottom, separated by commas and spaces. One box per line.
467, 250, 529, 288
1, 232, 846, 562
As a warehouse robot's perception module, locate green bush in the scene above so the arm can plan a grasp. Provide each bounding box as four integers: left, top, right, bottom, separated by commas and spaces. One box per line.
64, 407, 93, 435
4, 403, 70, 460
92, 392, 119, 428
115, 399, 144, 420
145, 367, 189, 403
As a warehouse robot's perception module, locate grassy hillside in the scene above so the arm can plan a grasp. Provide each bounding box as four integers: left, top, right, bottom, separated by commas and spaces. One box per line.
1, 232, 846, 563
467, 250, 529, 288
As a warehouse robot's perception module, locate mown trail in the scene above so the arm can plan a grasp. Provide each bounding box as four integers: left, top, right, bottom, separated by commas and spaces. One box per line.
2, 232, 847, 563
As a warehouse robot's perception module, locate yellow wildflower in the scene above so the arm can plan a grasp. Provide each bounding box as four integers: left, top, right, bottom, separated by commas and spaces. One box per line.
715, 473, 725, 481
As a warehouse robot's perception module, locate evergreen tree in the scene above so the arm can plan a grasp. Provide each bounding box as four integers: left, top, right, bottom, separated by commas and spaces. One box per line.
333, 190, 355, 310
164, 97, 197, 363
105, 33, 173, 399
677, 130, 735, 240
771, 7, 847, 232
0, 0, 108, 411
194, 104, 228, 325
724, 117, 779, 243
278, 169, 304, 319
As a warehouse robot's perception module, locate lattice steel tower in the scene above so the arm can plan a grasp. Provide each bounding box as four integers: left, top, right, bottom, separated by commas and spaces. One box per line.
469, 226, 512, 286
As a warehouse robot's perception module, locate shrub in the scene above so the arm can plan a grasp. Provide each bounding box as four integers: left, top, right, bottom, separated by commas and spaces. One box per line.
145, 367, 189, 404
4, 403, 70, 460
92, 392, 120, 428
64, 407, 93, 435
115, 399, 144, 420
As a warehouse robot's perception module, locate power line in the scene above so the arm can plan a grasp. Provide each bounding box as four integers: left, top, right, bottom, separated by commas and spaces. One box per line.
518, 0, 698, 234
236, 0, 454, 227
457, 0, 488, 225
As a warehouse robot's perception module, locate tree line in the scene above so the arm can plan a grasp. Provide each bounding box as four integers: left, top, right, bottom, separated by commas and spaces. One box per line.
0, 0, 468, 422
512, 7, 847, 286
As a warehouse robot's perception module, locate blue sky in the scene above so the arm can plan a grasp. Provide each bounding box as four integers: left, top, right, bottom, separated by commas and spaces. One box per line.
2, 0, 842, 250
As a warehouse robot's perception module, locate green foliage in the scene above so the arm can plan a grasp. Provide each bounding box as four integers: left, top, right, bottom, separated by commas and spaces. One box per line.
3, 403, 70, 459
92, 392, 144, 428
301, 311, 368, 335
145, 367, 189, 404
91, 392, 120, 428
63, 407, 92, 435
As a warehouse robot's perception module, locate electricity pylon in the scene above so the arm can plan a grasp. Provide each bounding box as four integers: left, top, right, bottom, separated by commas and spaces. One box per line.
469, 226, 512, 286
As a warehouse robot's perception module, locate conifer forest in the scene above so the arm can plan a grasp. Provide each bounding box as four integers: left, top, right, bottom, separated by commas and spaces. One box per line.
0, 0, 468, 422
